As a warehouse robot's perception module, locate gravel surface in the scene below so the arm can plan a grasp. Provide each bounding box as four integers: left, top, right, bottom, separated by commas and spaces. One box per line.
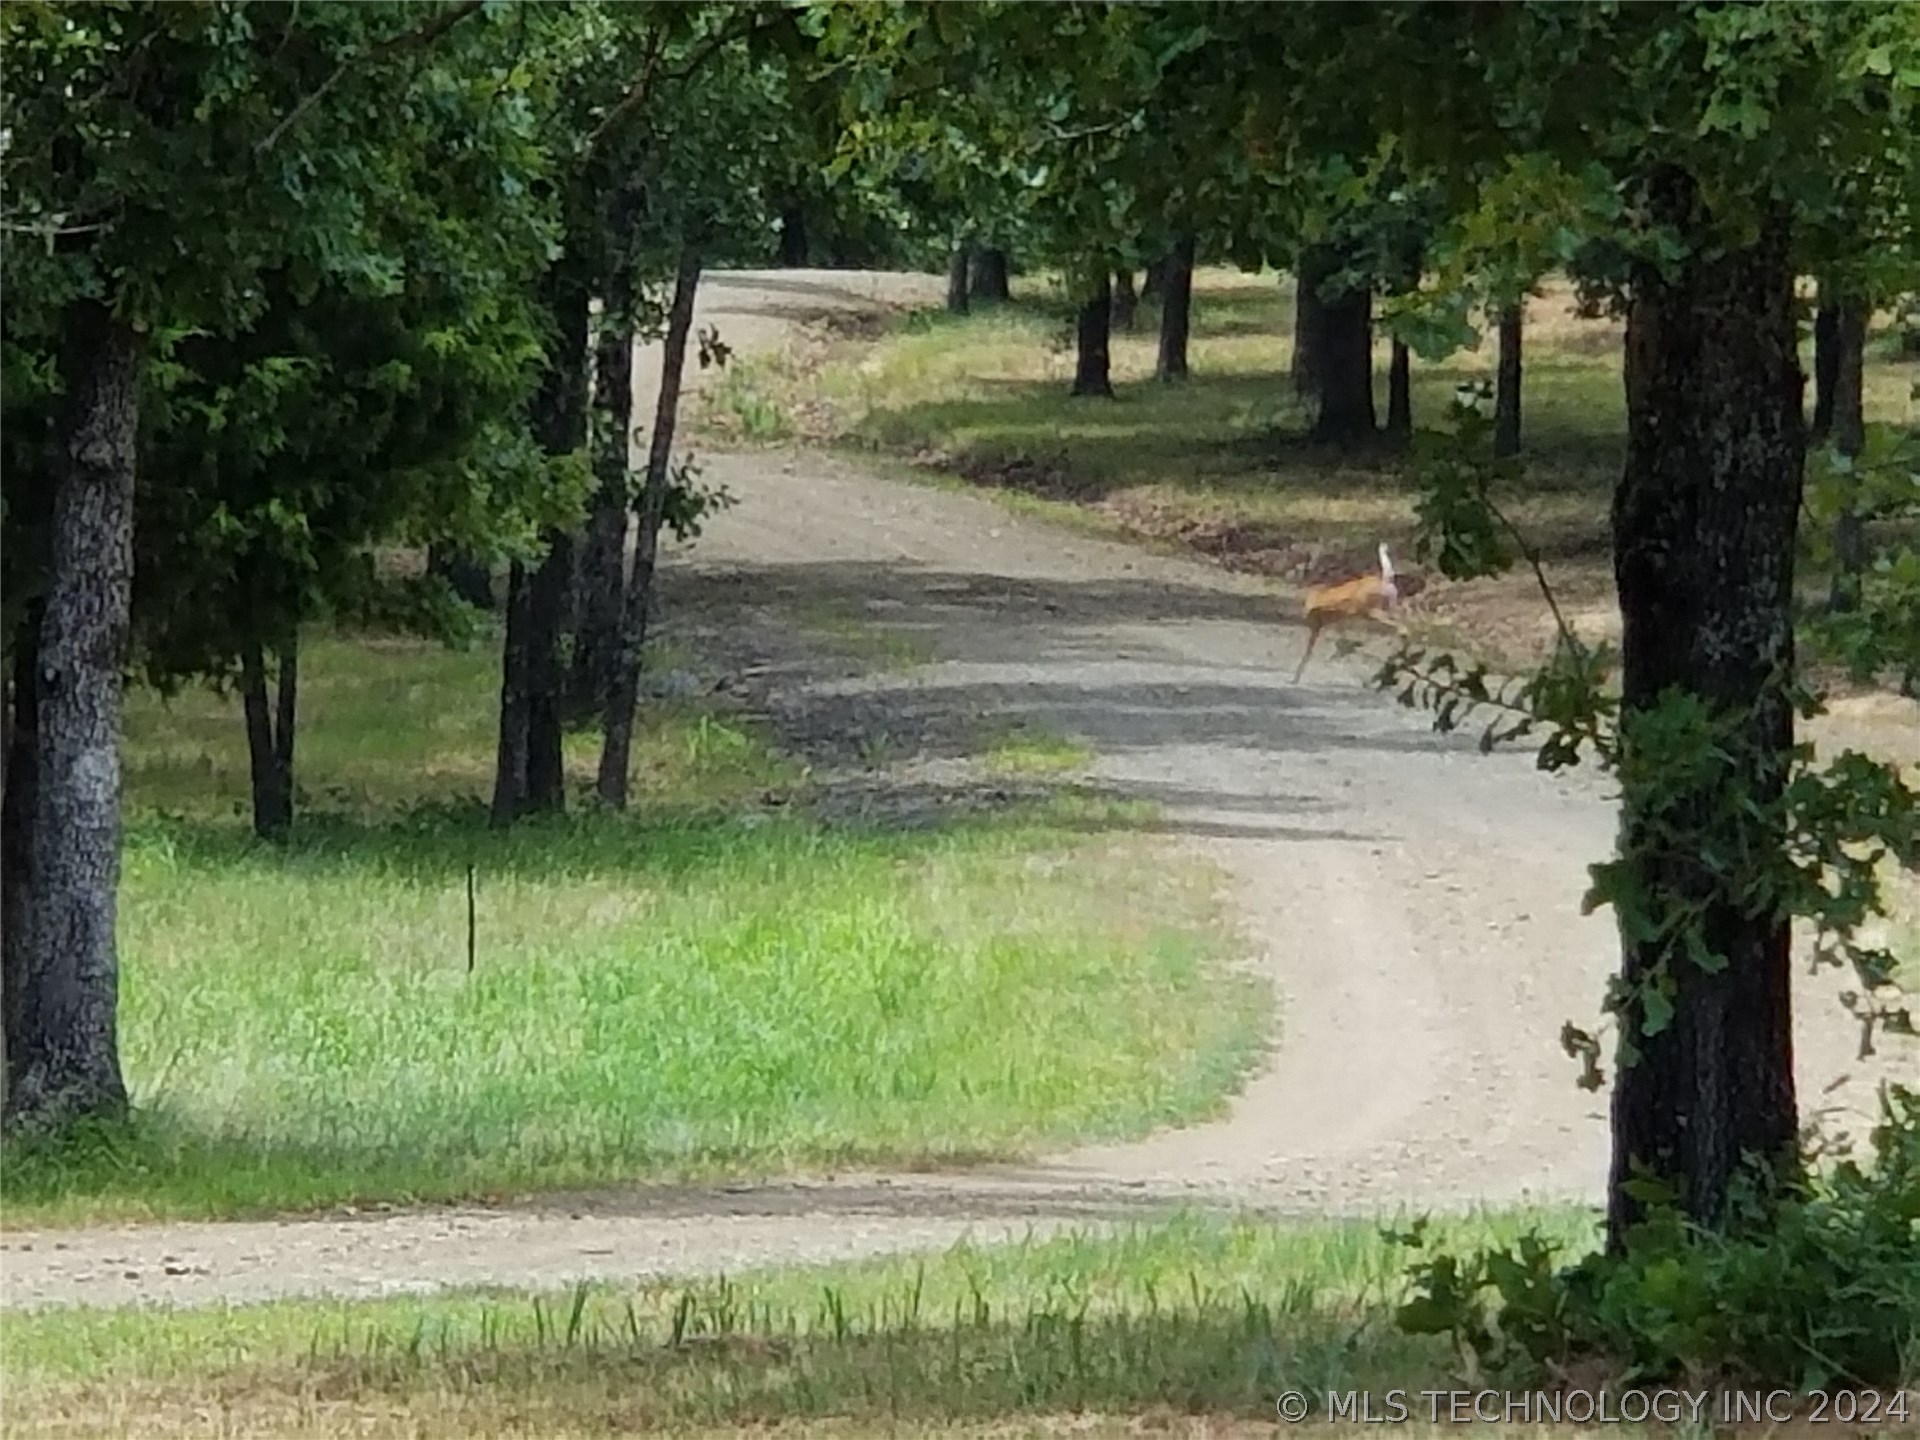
3, 269, 1904, 1312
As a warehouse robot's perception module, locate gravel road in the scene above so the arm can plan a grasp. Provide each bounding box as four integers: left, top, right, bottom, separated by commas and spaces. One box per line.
2, 270, 1903, 1312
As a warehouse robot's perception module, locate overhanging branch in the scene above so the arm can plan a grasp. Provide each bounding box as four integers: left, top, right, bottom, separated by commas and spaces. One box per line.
255, 0, 486, 155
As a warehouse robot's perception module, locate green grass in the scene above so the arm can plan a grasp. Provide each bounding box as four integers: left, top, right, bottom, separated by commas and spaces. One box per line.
2, 629, 1266, 1227
4, 1209, 1606, 1438
981, 723, 1095, 778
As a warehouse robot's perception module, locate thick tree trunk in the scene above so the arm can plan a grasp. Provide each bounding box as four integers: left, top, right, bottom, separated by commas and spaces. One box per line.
2, 300, 138, 1129
1494, 304, 1524, 458
1291, 253, 1332, 400
1824, 299, 1869, 614
777, 204, 807, 267
1307, 277, 1377, 446
1111, 269, 1138, 332
241, 635, 296, 842
1607, 172, 1803, 1249
492, 263, 590, 825
1155, 233, 1195, 383
599, 247, 702, 809
1071, 274, 1115, 398
570, 272, 639, 718
427, 545, 493, 610
1387, 338, 1412, 442
946, 243, 971, 316
970, 247, 1010, 303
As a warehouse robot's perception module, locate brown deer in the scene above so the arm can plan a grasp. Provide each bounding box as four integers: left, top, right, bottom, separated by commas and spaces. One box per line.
1291, 542, 1426, 682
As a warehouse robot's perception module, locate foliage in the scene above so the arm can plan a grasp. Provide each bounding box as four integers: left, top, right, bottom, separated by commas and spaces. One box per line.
0, 1, 563, 685
1380, 400, 1920, 1083
1392, 1084, 1920, 1389
1802, 414, 1920, 696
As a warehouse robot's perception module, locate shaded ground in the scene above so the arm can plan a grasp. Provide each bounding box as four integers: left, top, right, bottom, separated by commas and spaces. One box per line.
2, 269, 1907, 1311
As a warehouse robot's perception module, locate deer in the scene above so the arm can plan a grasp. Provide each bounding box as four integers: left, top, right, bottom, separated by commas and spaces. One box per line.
1290, 542, 1425, 682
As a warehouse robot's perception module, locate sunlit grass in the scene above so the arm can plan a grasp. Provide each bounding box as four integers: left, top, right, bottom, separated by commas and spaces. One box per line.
4, 630, 1265, 1227
6, 1209, 1605, 1438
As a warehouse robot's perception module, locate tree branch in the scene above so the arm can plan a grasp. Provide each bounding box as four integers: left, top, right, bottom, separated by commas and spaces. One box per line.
583, 8, 789, 156
254, 0, 486, 156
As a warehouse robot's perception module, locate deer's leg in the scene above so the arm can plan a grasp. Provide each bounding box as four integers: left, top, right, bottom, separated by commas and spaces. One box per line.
1291, 616, 1324, 682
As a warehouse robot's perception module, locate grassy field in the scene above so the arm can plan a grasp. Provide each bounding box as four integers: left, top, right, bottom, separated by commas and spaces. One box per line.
697, 267, 1920, 679
1, 627, 1266, 1227
5, 1208, 1607, 1438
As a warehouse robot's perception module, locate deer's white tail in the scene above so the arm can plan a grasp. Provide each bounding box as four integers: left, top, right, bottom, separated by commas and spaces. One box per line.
1378, 542, 1398, 603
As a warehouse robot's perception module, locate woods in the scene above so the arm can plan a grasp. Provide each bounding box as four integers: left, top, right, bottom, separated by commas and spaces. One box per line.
3, 0, 1918, 1422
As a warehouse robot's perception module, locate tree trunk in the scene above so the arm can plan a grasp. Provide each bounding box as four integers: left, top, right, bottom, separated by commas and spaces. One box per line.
490, 561, 535, 827
427, 545, 493, 609
946, 243, 971, 315
1155, 233, 1195, 383
1141, 252, 1170, 305
1607, 170, 1803, 1250
1387, 338, 1412, 442
492, 262, 590, 825
1291, 252, 1332, 400
1071, 273, 1115, 399
1825, 298, 1869, 614
1810, 298, 1840, 442
524, 535, 571, 813
1111, 269, 1138, 332
1307, 277, 1377, 446
599, 247, 702, 809
2, 607, 44, 1118
970, 247, 1010, 303
1494, 304, 1524, 458
2, 300, 138, 1129
777, 204, 808, 267
570, 270, 639, 718
241, 634, 296, 842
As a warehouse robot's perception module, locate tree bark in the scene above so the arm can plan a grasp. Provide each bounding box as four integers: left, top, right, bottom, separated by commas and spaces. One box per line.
1307, 276, 1377, 446
598, 247, 702, 809
492, 262, 590, 825
970, 247, 1010, 303
1291, 252, 1332, 400
2, 607, 44, 1118
1824, 298, 1869, 614
1141, 252, 1170, 305
1110, 269, 1138, 332
240, 633, 297, 842
570, 268, 639, 718
1071, 273, 1115, 399
945, 242, 971, 316
1494, 304, 1524, 458
1810, 298, 1840, 442
427, 545, 493, 609
489, 560, 535, 827
1387, 338, 1412, 442
1607, 170, 1803, 1249
2, 300, 138, 1129
1155, 233, 1195, 383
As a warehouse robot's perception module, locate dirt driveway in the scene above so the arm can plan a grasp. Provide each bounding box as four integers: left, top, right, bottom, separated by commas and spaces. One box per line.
2, 270, 1907, 1311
